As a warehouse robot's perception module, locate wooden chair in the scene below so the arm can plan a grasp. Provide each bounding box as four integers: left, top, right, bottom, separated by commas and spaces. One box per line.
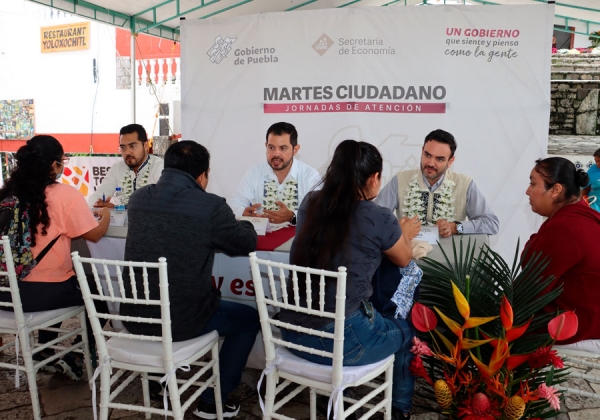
0, 236, 92, 420
71, 251, 223, 420
249, 252, 395, 420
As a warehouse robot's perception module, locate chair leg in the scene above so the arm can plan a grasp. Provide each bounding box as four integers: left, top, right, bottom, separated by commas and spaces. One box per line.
21, 336, 42, 420
99, 365, 111, 420
141, 373, 151, 420
212, 342, 224, 420
167, 376, 184, 420
309, 388, 317, 420
384, 364, 393, 420
336, 390, 345, 420
263, 372, 278, 420
78, 311, 94, 386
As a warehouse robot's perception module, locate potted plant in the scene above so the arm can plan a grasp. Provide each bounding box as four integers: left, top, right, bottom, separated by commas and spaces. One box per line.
410, 239, 578, 419
589, 31, 600, 48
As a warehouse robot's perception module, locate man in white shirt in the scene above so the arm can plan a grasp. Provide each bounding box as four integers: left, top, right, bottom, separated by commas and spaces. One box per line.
229, 122, 321, 225
88, 124, 164, 207
375, 129, 499, 237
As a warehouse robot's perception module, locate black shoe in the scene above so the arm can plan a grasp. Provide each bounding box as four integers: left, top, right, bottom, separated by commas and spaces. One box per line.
54, 352, 83, 381
32, 349, 57, 374
193, 399, 240, 419
392, 407, 411, 420
149, 380, 165, 402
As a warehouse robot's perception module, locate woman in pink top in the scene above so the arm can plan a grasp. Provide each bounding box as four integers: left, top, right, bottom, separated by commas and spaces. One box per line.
0, 135, 110, 380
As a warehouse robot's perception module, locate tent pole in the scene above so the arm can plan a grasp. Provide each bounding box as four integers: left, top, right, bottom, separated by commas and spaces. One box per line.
130, 30, 136, 123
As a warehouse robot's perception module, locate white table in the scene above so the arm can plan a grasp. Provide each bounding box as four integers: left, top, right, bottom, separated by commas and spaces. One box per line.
80, 225, 489, 369
85, 225, 294, 306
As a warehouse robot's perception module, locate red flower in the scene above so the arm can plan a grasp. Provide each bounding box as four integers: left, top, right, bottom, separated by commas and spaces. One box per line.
411, 302, 437, 332
410, 336, 433, 356
458, 392, 501, 420
528, 347, 564, 370
548, 311, 578, 341
409, 355, 433, 386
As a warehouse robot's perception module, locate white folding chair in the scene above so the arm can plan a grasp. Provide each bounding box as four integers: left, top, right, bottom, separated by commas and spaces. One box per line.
71, 251, 223, 420
555, 341, 600, 400
0, 236, 92, 420
249, 252, 395, 420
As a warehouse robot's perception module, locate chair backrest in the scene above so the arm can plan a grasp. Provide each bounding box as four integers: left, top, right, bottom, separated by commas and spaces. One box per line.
70, 251, 173, 368
0, 235, 26, 323
249, 252, 347, 386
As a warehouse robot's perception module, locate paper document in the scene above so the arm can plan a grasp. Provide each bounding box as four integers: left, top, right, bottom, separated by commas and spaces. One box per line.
414, 225, 439, 245
239, 216, 269, 236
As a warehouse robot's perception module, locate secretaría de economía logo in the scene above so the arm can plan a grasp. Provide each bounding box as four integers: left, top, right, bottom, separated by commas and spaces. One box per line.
312, 33, 334, 56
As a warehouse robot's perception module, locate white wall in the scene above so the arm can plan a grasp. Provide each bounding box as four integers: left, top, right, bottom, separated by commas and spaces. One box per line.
0, 0, 181, 145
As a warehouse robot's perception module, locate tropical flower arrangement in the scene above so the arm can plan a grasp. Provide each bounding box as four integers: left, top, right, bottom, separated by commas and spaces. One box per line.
411, 239, 578, 419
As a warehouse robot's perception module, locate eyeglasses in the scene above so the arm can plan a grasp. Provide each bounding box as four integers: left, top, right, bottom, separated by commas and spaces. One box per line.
56, 157, 70, 165
118, 142, 142, 153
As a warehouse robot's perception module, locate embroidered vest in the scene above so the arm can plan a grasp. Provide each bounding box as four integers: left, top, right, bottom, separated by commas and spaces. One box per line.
262, 178, 299, 211
396, 169, 471, 224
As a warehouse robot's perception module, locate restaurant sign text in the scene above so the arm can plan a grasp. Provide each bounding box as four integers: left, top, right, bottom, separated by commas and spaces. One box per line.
41, 22, 90, 53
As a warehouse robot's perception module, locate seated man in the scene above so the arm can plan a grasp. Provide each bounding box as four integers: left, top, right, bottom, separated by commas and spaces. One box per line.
120, 141, 259, 419
229, 122, 321, 225
376, 129, 499, 237
88, 124, 164, 207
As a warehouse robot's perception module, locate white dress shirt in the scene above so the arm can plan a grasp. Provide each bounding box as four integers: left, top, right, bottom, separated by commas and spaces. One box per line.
87, 154, 164, 206
229, 159, 321, 217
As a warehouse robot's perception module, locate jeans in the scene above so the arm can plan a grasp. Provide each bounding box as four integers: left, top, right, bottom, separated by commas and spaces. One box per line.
281, 305, 415, 413
199, 299, 260, 404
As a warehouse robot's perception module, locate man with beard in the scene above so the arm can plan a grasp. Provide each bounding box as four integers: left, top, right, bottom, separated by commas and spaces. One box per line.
88, 124, 164, 207
376, 129, 499, 237
229, 122, 321, 224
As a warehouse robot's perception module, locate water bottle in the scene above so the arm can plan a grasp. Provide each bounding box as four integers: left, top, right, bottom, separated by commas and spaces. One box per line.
113, 187, 126, 212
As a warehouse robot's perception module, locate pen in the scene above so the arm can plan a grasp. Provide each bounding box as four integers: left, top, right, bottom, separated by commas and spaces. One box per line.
102, 193, 106, 203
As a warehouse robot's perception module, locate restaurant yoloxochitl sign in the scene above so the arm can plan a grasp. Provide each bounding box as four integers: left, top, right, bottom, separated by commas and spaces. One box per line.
40, 22, 90, 53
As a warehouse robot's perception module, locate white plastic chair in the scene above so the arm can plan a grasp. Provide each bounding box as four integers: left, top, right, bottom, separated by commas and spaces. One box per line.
249, 252, 395, 420
71, 251, 223, 420
555, 341, 600, 400
0, 236, 92, 420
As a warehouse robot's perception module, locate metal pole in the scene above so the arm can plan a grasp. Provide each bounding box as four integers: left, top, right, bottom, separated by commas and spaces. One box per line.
130, 27, 136, 123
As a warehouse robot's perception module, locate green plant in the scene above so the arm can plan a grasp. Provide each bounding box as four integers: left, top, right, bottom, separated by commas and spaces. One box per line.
411, 238, 576, 419
589, 30, 600, 47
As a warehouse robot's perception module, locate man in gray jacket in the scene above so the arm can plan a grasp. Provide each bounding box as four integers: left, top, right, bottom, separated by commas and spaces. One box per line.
121, 141, 258, 419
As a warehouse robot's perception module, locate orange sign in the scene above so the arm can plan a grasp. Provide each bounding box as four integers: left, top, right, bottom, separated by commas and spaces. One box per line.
41, 22, 90, 53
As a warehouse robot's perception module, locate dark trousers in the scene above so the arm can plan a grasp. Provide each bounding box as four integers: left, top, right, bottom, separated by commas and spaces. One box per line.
0, 275, 107, 347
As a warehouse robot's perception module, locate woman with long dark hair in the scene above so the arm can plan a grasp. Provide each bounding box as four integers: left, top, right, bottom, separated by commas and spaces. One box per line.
280, 140, 420, 419
0, 135, 110, 380
523, 157, 600, 346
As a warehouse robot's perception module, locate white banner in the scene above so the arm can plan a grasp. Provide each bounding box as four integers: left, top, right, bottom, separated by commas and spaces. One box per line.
59, 155, 121, 199
181, 5, 554, 259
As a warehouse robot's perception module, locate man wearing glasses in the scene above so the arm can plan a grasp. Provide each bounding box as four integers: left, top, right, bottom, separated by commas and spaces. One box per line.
88, 124, 164, 208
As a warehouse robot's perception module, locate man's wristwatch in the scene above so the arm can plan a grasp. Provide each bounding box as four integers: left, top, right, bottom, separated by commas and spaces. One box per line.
290, 214, 297, 226
456, 222, 464, 235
